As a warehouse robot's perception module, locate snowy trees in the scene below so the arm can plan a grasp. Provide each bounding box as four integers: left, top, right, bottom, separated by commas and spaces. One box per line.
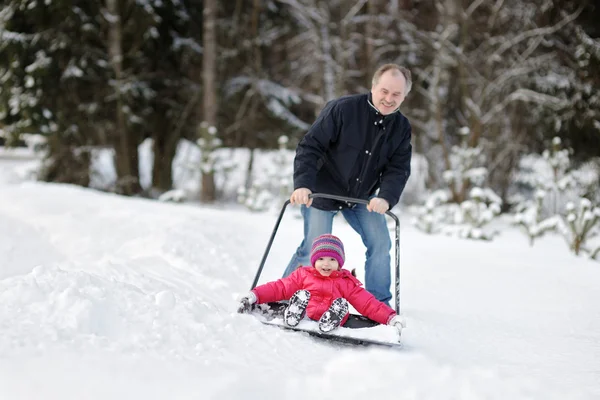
513, 137, 575, 244
0, 0, 201, 193
531, 3, 600, 161
197, 122, 223, 203
412, 129, 502, 240
383, 0, 594, 211
1, 0, 598, 220
513, 191, 560, 246
200, 0, 218, 202
557, 199, 600, 257
513, 137, 600, 257
411, 190, 450, 235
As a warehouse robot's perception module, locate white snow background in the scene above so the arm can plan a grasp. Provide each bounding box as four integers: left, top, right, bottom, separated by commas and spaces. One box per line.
0, 146, 599, 400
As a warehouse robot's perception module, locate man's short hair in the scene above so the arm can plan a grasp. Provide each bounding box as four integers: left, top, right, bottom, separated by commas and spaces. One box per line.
372, 64, 412, 95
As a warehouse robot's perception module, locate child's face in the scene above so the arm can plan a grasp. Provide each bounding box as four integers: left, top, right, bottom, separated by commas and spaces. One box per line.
314, 257, 339, 276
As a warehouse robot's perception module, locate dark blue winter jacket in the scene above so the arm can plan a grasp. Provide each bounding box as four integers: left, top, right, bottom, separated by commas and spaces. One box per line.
293, 93, 412, 211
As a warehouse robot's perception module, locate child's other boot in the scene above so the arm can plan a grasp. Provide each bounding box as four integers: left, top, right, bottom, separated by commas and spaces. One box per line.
283, 290, 311, 327
318, 298, 349, 333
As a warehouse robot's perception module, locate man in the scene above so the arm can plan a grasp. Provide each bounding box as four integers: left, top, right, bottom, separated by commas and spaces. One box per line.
283, 63, 413, 305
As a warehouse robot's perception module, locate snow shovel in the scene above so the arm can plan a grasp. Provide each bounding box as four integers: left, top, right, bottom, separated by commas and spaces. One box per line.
247, 193, 403, 348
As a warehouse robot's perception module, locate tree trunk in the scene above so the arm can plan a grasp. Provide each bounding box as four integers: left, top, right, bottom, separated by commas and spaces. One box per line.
318, 1, 335, 101
573, 236, 582, 256
151, 117, 179, 194
245, 147, 255, 190
106, 0, 141, 195
201, 171, 217, 203
200, 0, 218, 202
364, 0, 376, 84
41, 133, 91, 187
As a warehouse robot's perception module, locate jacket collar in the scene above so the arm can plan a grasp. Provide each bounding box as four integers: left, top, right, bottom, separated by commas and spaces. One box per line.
367, 92, 400, 119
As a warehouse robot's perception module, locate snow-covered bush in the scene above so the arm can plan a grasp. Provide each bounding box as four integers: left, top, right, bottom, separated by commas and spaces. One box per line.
237, 136, 294, 212
158, 189, 186, 203
591, 245, 600, 261
513, 189, 560, 246
512, 137, 594, 217
411, 190, 450, 234
443, 127, 488, 204
556, 198, 600, 257
454, 187, 502, 241
512, 137, 599, 248
412, 187, 502, 240
412, 127, 502, 240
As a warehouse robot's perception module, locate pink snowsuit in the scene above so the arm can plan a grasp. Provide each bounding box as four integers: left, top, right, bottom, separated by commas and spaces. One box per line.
252, 266, 396, 325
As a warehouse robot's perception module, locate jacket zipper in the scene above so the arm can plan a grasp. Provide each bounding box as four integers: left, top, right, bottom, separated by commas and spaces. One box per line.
353, 123, 386, 198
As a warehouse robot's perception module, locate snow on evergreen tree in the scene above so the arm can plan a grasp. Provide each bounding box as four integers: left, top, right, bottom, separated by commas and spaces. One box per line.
237, 136, 294, 212
512, 137, 598, 246
556, 198, 600, 257
0, 2, 67, 142
411, 190, 449, 234
196, 122, 236, 200
443, 128, 488, 203
412, 127, 502, 240
198, 123, 221, 175
157, 189, 187, 203
513, 189, 561, 246
454, 188, 502, 241
591, 244, 600, 261
0, 0, 199, 189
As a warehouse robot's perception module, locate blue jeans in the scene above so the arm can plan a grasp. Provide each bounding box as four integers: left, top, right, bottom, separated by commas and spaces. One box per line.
283, 204, 392, 304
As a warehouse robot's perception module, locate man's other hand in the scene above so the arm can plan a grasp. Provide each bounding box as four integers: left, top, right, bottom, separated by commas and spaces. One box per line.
290, 188, 313, 207
367, 197, 389, 214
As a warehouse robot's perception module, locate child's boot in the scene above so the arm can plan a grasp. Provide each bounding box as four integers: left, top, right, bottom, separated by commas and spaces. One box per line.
318, 298, 349, 333
283, 290, 311, 327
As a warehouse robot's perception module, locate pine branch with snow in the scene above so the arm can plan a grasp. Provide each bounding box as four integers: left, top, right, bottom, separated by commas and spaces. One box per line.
590, 245, 600, 261
196, 123, 237, 200
158, 189, 187, 203
411, 190, 451, 234
556, 198, 600, 257
512, 136, 599, 248
418, 128, 503, 241
513, 190, 560, 246
197, 122, 222, 175
412, 187, 502, 241
197, 123, 237, 178
441, 127, 487, 204
455, 187, 502, 241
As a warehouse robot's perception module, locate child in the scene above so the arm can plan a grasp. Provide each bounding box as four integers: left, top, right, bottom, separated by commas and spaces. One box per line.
238, 234, 405, 334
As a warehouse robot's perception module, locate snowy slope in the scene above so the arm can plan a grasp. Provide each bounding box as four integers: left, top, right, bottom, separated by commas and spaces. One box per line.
1, 162, 599, 399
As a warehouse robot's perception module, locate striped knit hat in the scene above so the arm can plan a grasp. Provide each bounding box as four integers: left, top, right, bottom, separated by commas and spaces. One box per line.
310, 234, 345, 268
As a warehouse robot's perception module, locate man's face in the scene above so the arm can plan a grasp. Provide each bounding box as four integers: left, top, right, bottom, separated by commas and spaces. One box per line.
371, 70, 407, 115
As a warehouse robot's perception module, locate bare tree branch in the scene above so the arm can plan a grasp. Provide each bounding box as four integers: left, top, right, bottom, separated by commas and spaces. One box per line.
488, 6, 583, 62
465, 0, 486, 18
481, 89, 571, 125
342, 0, 368, 25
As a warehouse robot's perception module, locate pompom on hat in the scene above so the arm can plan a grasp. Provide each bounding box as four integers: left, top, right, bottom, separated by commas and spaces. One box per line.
310, 234, 345, 268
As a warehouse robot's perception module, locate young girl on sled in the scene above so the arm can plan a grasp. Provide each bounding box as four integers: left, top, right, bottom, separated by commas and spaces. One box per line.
238, 234, 404, 334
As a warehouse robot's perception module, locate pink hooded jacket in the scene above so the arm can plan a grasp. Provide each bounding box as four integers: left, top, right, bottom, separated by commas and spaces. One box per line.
252, 266, 396, 325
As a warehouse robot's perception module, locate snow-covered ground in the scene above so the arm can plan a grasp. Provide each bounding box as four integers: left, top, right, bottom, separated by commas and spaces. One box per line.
1, 154, 599, 399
